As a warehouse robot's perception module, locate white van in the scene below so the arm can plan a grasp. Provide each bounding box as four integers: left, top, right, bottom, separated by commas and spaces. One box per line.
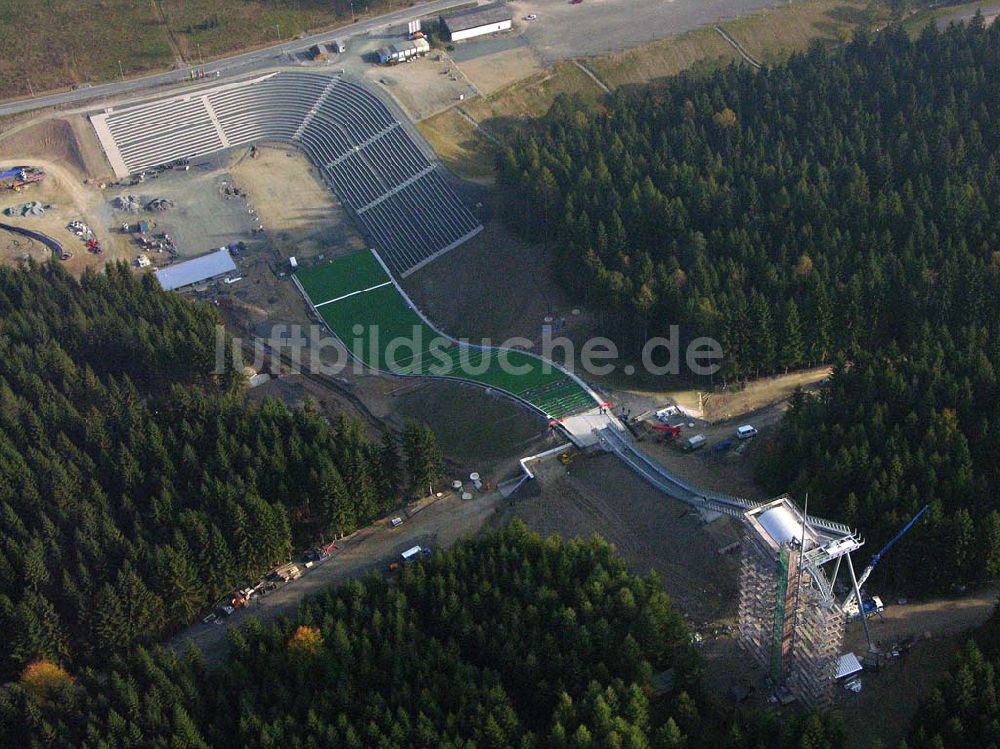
736, 425, 758, 440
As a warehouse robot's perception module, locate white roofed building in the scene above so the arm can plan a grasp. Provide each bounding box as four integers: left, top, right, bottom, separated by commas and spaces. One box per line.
154, 248, 237, 291
441, 3, 513, 41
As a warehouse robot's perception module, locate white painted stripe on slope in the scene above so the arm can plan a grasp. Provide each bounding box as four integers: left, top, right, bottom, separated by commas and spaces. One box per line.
294, 77, 341, 140
89, 113, 130, 179
356, 164, 435, 215
313, 280, 392, 307
201, 96, 231, 149
325, 122, 400, 168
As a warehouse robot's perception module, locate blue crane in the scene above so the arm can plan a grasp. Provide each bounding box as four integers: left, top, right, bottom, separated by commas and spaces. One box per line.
842, 503, 930, 608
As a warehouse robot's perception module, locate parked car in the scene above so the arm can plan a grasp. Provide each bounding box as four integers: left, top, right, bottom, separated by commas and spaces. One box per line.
683, 434, 707, 452
736, 424, 758, 440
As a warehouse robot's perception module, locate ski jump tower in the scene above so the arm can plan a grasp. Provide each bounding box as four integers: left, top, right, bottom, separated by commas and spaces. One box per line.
598, 425, 925, 706
737, 495, 864, 706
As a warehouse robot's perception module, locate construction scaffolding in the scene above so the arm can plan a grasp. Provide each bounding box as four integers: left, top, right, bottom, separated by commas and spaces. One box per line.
589, 424, 872, 705
737, 496, 861, 707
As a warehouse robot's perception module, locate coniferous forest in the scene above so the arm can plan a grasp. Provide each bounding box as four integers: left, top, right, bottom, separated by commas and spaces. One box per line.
0, 261, 415, 676
3, 12, 1000, 749
904, 604, 1000, 749
499, 21, 999, 380
0, 524, 846, 748
498, 20, 1000, 594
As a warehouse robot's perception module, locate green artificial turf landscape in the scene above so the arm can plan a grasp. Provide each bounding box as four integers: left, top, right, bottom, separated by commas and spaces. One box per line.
296, 251, 596, 419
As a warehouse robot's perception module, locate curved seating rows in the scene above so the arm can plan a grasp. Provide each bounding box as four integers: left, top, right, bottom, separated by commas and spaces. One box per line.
97, 72, 480, 276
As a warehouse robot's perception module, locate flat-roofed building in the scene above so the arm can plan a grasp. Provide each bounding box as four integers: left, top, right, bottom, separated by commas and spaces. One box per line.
154, 247, 237, 291
441, 2, 513, 41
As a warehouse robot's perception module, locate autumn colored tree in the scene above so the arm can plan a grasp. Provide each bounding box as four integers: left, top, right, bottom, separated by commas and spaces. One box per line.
19, 660, 73, 700
287, 626, 325, 658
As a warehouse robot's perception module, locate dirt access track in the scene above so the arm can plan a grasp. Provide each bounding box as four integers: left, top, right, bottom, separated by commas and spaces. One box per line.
0, 116, 134, 269
835, 587, 1000, 748
0, 159, 131, 270
168, 443, 744, 663
168, 486, 507, 664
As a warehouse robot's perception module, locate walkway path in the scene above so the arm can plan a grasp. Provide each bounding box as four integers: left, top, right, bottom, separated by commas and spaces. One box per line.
714, 25, 762, 69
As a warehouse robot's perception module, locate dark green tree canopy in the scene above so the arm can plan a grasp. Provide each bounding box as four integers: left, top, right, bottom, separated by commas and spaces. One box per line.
0, 262, 409, 675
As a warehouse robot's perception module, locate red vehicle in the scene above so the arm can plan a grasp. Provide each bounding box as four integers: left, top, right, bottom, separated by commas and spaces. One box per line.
651, 423, 682, 442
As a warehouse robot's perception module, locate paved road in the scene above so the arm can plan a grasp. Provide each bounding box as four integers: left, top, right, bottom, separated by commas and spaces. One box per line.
0, 0, 465, 118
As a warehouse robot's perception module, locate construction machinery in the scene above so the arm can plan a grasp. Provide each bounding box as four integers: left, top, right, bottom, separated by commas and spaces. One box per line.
842, 504, 929, 620
304, 541, 338, 562
0, 166, 45, 191
847, 595, 884, 622
652, 423, 682, 442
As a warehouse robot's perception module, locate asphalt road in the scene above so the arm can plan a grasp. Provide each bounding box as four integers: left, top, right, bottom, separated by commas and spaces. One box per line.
0, 0, 466, 118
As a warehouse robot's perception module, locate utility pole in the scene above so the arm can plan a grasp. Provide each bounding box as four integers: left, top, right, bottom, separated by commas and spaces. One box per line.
26, 77, 34, 97
118, 60, 125, 81
275, 23, 281, 41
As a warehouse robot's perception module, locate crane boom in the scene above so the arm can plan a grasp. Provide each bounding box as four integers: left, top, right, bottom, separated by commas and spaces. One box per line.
844, 504, 929, 604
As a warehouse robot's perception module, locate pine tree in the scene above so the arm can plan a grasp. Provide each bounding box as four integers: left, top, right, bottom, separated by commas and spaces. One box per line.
375, 428, 402, 503
403, 422, 444, 498
748, 293, 777, 376
779, 299, 805, 372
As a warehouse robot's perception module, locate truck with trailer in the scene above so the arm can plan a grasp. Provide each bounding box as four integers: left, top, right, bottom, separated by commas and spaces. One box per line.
389, 545, 423, 573
0, 166, 45, 191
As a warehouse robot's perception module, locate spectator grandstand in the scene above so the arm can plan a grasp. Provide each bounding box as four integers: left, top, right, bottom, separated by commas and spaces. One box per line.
90, 72, 482, 276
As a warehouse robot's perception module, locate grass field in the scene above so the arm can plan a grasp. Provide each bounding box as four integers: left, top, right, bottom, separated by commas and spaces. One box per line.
464, 61, 605, 123
588, 0, 872, 87
424, 61, 605, 176
723, 0, 873, 65
587, 26, 738, 89
0, 0, 416, 100
0, 1, 174, 98
296, 251, 597, 419
416, 111, 495, 180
